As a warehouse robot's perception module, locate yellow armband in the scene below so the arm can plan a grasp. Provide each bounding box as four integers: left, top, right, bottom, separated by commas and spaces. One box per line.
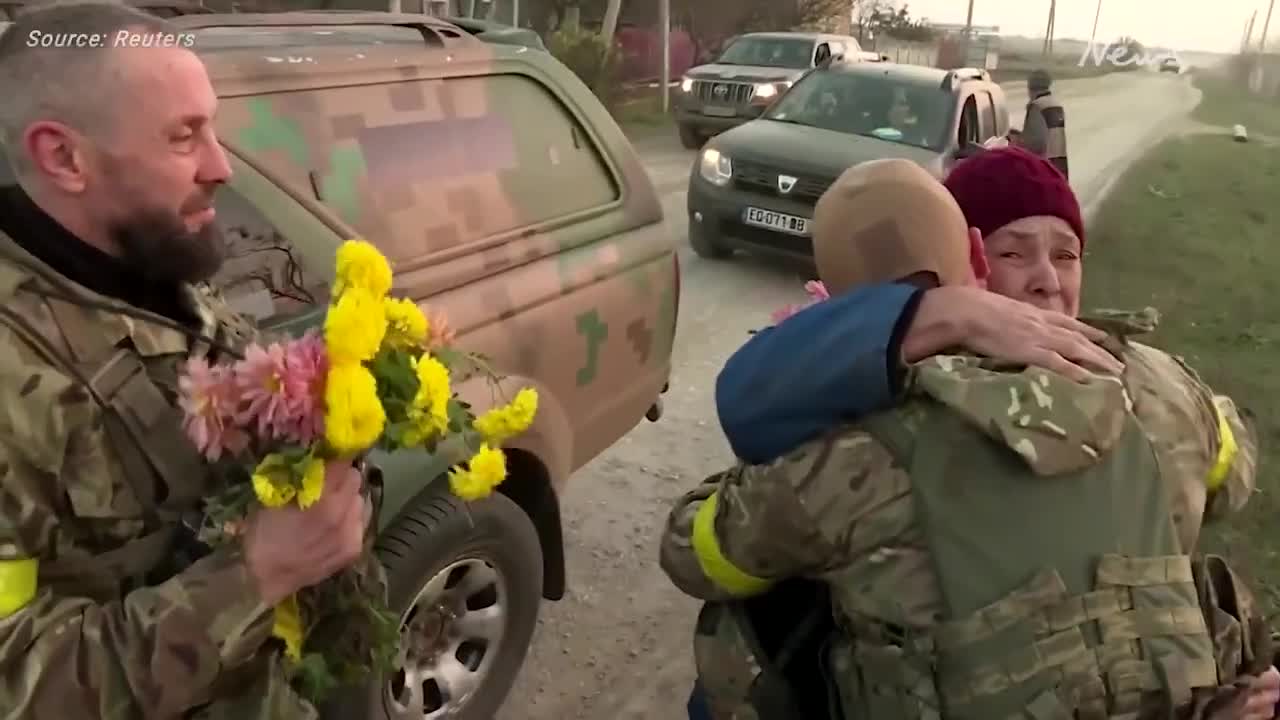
0, 558, 37, 618
691, 492, 774, 597
1206, 399, 1237, 492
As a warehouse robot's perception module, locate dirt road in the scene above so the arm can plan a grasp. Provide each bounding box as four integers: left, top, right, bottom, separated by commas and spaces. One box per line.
494, 69, 1203, 720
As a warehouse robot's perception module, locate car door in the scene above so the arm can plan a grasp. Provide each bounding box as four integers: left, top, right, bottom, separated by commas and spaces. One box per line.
974, 90, 998, 142
956, 93, 981, 148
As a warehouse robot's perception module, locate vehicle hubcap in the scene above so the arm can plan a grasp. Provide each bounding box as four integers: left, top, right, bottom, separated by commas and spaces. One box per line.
385, 558, 507, 719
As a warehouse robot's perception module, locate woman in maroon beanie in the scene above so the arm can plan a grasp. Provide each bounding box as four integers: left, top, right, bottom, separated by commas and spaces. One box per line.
943, 145, 1085, 317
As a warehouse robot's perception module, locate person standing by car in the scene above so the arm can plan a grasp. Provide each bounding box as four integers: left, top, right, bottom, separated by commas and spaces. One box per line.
0, 4, 372, 718
1018, 68, 1069, 178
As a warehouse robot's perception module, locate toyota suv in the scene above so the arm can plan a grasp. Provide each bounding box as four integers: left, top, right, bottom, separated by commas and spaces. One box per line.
674, 31, 870, 148
686, 61, 1009, 264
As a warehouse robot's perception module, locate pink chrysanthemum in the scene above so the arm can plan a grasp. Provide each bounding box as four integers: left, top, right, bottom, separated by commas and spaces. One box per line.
281, 331, 328, 445
771, 280, 832, 324
804, 280, 829, 301
234, 342, 293, 441
771, 303, 807, 324
178, 357, 249, 461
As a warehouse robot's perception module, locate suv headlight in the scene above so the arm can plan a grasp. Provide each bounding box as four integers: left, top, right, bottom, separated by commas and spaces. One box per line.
681, 76, 694, 93
699, 148, 732, 186
752, 81, 791, 100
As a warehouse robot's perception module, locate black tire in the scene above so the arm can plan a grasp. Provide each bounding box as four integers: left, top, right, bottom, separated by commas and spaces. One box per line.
689, 217, 732, 260
331, 489, 543, 720
678, 123, 705, 150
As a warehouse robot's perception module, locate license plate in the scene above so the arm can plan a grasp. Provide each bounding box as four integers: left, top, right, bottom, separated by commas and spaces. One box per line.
743, 207, 810, 236
702, 105, 737, 117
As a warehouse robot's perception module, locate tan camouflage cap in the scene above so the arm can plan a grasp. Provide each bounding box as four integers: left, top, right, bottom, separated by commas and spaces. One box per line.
812, 158, 974, 295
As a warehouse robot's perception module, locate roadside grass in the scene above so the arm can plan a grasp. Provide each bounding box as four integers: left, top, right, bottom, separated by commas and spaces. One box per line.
1190, 69, 1280, 139
1083, 131, 1280, 613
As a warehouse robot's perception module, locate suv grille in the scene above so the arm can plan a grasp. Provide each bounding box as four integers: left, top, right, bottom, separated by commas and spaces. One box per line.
733, 160, 834, 205
691, 80, 756, 106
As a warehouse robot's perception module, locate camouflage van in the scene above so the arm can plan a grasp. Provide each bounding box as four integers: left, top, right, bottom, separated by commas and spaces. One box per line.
3, 11, 678, 720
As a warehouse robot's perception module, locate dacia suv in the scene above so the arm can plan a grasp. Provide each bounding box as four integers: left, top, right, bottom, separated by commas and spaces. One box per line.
674, 31, 869, 148
686, 60, 1009, 264
3, 10, 678, 720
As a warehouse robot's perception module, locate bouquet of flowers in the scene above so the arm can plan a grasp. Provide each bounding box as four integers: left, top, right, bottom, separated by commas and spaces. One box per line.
770, 279, 829, 324
177, 239, 539, 703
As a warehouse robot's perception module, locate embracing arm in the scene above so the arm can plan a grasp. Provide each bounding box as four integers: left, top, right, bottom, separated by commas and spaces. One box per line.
715, 282, 925, 464
0, 342, 275, 718
658, 430, 905, 603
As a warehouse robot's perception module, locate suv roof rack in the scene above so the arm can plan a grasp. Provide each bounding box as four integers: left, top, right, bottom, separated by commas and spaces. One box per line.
169, 11, 477, 49
941, 67, 990, 90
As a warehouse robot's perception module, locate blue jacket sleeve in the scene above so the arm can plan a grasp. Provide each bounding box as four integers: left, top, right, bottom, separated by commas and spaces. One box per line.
715, 282, 924, 464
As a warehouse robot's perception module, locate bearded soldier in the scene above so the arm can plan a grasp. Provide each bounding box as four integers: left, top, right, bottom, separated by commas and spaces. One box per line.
0, 4, 372, 718
664, 158, 1275, 720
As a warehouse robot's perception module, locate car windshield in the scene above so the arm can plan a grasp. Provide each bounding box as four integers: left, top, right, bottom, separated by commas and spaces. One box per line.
763, 69, 953, 151
716, 36, 815, 70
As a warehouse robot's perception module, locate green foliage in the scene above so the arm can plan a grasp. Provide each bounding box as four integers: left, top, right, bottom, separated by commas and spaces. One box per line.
547, 26, 622, 110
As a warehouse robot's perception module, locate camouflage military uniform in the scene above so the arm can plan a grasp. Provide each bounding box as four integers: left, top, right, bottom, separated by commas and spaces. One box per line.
0, 229, 317, 719
662, 347, 1263, 719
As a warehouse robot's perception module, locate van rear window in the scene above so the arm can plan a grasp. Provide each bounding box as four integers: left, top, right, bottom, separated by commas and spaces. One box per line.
215, 72, 620, 264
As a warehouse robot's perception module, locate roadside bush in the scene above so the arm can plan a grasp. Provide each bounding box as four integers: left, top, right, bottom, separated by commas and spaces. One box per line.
547, 27, 622, 111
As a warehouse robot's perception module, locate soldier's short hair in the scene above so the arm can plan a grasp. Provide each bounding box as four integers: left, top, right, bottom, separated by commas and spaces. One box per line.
0, 1, 179, 178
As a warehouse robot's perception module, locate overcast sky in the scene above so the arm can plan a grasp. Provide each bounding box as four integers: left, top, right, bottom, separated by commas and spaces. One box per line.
901, 0, 1276, 53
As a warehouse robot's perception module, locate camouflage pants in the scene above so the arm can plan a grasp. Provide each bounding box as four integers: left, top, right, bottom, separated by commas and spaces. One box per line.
187, 661, 317, 720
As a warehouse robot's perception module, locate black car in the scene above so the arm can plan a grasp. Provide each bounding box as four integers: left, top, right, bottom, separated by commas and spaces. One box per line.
686, 61, 1010, 264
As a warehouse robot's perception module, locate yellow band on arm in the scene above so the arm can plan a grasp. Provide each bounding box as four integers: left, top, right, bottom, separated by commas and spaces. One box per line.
1206, 400, 1238, 492
691, 491, 774, 597
0, 558, 37, 618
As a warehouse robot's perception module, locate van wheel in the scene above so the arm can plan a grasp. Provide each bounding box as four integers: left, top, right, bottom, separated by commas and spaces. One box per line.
689, 218, 732, 259
678, 124, 705, 150
364, 490, 543, 720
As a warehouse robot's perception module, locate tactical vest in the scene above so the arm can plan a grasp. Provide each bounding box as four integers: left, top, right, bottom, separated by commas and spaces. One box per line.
827, 377, 1236, 719
0, 242, 245, 602
1028, 93, 1069, 179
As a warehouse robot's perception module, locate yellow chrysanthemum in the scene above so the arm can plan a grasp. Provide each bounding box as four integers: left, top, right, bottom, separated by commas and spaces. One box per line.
382, 297, 429, 351
448, 443, 507, 501
334, 238, 393, 299
325, 288, 388, 365
403, 355, 452, 447
297, 456, 325, 509
473, 387, 539, 445
251, 454, 296, 508
272, 594, 304, 662
324, 362, 387, 456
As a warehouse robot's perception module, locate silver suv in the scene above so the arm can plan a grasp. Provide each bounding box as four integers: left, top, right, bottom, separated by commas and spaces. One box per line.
674, 31, 876, 149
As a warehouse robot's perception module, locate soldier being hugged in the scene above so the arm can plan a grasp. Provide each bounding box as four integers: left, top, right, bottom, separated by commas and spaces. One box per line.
0, 3, 371, 718
661, 157, 1280, 720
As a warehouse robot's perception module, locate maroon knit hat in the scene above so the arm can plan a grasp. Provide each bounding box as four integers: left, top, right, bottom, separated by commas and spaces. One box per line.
942, 146, 1086, 245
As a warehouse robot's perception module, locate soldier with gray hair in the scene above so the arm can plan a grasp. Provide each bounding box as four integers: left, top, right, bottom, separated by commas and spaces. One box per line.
662, 158, 1277, 720
0, 2, 370, 718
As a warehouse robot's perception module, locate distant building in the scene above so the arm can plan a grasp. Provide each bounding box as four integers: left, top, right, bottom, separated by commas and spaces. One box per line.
926, 20, 1002, 70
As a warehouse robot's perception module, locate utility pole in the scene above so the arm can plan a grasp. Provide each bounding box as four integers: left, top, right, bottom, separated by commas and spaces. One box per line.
1088, 0, 1102, 48
1245, 9, 1258, 52
512, 0, 518, 26
963, 0, 975, 66
1042, 0, 1056, 56
660, 0, 670, 114
1261, 0, 1276, 53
